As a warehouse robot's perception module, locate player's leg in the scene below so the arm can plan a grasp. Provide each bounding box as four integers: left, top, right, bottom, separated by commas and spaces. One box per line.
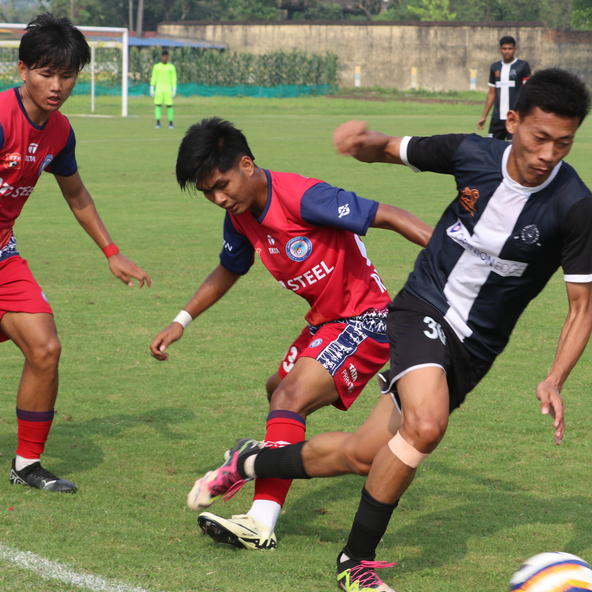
166, 105, 174, 129
154, 92, 163, 128
0, 311, 76, 492
195, 320, 389, 549
337, 366, 449, 592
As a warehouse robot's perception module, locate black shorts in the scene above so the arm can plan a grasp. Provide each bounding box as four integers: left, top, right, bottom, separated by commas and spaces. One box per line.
380, 289, 493, 414
488, 118, 512, 141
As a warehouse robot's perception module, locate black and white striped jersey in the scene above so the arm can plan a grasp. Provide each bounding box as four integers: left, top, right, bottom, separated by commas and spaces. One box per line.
400, 133, 592, 362
488, 58, 531, 120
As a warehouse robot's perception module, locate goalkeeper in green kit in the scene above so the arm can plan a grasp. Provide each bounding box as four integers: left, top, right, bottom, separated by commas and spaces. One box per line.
150, 49, 177, 129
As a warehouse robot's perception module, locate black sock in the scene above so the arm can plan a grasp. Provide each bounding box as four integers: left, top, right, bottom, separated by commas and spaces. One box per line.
240, 441, 310, 480
342, 487, 398, 562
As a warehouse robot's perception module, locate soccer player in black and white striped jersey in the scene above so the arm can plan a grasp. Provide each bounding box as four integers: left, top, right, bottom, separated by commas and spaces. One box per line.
478, 36, 532, 140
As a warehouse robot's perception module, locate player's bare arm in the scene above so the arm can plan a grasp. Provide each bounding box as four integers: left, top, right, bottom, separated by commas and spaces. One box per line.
370, 203, 432, 247
333, 120, 404, 164
536, 281, 592, 445
55, 172, 151, 288
478, 86, 497, 130
150, 264, 239, 361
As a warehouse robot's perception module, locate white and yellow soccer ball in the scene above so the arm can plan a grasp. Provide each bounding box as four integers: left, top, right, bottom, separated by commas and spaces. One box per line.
510, 552, 592, 592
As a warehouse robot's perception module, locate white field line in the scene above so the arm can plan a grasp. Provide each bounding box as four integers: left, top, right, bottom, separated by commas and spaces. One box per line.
0, 543, 167, 592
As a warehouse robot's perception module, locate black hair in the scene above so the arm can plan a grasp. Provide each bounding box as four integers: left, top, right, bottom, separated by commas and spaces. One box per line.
161, 49, 169, 56
19, 13, 90, 72
499, 36, 516, 47
176, 118, 255, 191
515, 68, 591, 125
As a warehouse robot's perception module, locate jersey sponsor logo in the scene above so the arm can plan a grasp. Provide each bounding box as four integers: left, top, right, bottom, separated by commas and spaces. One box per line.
10, 186, 34, 198
39, 155, 53, 176
310, 338, 323, 348
267, 234, 275, 245
423, 316, 446, 345
3, 153, 21, 170
517, 224, 541, 246
286, 236, 313, 262
460, 187, 479, 216
28, 143, 39, 154
338, 204, 350, 218
223, 239, 233, 252
447, 219, 528, 278
341, 366, 355, 393
268, 247, 280, 254
284, 260, 335, 292
41, 291, 49, 303
0, 177, 15, 196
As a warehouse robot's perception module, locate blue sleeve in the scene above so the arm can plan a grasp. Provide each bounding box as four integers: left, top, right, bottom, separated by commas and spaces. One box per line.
47, 127, 77, 177
219, 212, 255, 275
300, 182, 379, 236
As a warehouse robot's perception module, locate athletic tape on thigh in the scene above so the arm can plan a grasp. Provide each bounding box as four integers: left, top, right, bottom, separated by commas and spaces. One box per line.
388, 432, 429, 468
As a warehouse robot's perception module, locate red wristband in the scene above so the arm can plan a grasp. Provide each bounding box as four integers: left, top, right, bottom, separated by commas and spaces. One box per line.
102, 244, 119, 258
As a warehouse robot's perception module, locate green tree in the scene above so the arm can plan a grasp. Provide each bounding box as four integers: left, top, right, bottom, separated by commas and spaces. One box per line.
571, 0, 592, 28
407, 0, 456, 20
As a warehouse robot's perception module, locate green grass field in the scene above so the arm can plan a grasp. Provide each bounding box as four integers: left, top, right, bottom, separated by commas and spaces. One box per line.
1, 95, 592, 592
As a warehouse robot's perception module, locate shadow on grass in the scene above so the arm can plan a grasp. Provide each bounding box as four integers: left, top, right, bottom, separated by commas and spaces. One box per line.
0, 406, 196, 476
276, 460, 592, 568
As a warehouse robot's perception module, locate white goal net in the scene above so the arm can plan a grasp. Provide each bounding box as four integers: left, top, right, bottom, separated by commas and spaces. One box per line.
0, 23, 129, 116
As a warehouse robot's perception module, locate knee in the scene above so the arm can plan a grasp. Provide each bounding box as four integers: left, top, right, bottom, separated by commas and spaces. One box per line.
27, 337, 61, 372
269, 382, 303, 414
401, 414, 448, 452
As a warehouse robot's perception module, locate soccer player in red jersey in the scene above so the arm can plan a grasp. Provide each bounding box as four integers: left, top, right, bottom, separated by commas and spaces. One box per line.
1, 14, 150, 493
150, 117, 432, 549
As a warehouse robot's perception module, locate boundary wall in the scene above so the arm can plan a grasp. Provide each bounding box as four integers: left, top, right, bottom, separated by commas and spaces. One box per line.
157, 20, 592, 90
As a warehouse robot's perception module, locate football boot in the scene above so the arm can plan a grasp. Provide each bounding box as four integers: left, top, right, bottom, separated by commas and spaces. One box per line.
337, 552, 396, 592
198, 513, 277, 550
187, 438, 262, 511
10, 459, 77, 493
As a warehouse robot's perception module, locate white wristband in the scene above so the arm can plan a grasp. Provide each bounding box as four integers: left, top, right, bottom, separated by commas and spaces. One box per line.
173, 310, 193, 329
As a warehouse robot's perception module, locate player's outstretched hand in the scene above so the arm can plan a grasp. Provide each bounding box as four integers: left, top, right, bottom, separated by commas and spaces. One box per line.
150, 323, 184, 361
108, 253, 152, 288
477, 116, 486, 130
333, 120, 390, 163
536, 380, 565, 445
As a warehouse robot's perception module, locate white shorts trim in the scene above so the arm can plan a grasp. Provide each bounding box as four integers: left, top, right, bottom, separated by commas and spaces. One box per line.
564, 274, 592, 283
382, 363, 446, 411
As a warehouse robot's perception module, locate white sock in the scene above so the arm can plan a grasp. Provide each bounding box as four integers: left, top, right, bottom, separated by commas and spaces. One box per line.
15, 455, 39, 472
247, 500, 281, 529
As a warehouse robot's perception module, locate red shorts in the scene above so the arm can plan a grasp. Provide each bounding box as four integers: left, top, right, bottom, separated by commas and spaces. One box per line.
277, 318, 390, 411
0, 256, 53, 343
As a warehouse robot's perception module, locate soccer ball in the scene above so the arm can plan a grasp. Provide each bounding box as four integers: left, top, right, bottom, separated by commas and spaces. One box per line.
510, 552, 592, 591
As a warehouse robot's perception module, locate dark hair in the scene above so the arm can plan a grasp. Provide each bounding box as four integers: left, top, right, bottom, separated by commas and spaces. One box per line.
499, 36, 516, 47
19, 13, 90, 72
176, 118, 255, 191
161, 49, 169, 56
515, 68, 591, 125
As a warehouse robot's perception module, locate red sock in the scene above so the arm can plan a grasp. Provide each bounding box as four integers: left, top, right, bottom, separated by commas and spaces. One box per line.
15, 408, 54, 459
254, 410, 306, 506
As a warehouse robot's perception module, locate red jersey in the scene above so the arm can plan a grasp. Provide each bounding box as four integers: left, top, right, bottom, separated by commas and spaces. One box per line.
220, 170, 391, 326
0, 88, 77, 251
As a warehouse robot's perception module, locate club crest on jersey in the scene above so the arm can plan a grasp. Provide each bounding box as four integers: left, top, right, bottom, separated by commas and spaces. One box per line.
286, 236, 313, 262
310, 338, 323, 348
3, 153, 21, 170
519, 224, 541, 246
39, 155, 53, 176
460, 187, 479, 216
